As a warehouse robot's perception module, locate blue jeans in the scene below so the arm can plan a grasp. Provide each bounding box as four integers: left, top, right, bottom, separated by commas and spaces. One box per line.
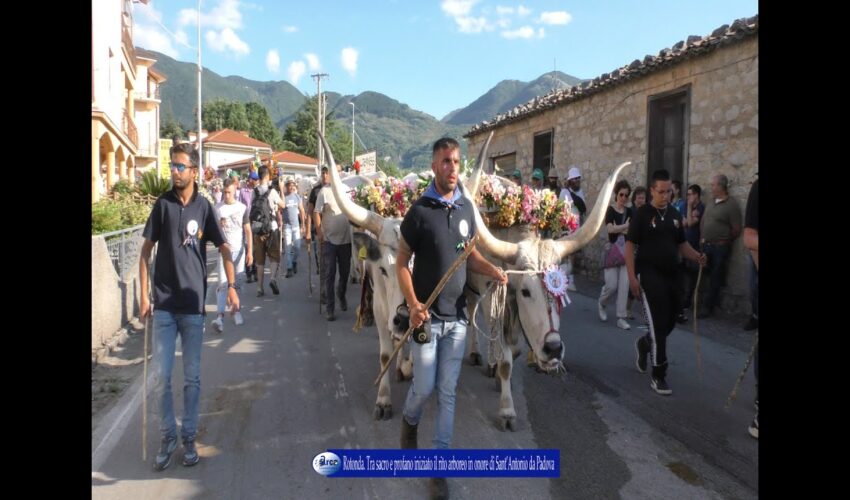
284, 224, 301, 270
152, 310, 205, 442
701, 242, 732, 313
402, 318, 468, 449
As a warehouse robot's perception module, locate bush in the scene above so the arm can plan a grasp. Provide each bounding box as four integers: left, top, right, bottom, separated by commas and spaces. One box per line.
111, 179, 134, 195
91, 200, 124, 234
139, 170, 171, 198
91, 194, 154, 235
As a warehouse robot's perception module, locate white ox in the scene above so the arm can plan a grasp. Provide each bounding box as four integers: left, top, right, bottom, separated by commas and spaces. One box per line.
319, 134, 414, 420
462, 134, 632, 430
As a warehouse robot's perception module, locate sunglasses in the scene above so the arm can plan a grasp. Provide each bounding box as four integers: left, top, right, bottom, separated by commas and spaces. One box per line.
618, 192, 630, 198
169, 162, 193, 173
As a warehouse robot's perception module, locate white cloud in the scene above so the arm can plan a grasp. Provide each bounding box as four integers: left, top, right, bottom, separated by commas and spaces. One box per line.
456, 16, 491, 33
539, 11, 572, 25
266, 50, 280, 73
133, 3, 181, 56
517, 5, 531, 17
288, 61, 306, 85
496, 6, 513, 16
305, 53, 321, 71
441, 0, 477, 17
174, 30, 190, 48
497, 18, 510, 29
134, 24, 180, 58
341, 47, 359, 76
501, 26, 535, 39
205, 27, 250, 56
283, 25, 298, 33
537, 27, 545, 38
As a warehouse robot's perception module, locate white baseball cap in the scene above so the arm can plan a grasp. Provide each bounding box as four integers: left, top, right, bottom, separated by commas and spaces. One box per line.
567, 166, 581, 180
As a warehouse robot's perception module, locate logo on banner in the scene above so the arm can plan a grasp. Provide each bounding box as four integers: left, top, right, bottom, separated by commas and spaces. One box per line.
313, 451, 342, 476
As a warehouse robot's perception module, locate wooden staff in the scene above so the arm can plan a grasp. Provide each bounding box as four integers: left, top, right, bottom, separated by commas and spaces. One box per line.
374, 234, 479, 386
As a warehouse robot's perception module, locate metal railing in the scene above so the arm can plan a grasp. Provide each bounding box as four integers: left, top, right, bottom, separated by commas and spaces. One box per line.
101, 224, 145, 281
134, 88, 161, 100
123, 110, 138, 147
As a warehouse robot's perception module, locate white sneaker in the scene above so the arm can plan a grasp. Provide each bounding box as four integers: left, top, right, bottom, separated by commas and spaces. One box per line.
616, 318, 631, 330
233, 311, 244, 326
598, 302, 608, 322
211, 316, 224, 333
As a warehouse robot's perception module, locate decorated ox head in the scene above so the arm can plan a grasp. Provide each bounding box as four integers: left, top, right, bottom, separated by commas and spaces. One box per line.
464, 134, 632, 373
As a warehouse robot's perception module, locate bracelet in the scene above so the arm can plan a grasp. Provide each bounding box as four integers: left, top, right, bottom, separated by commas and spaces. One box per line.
228, 283, 238, 289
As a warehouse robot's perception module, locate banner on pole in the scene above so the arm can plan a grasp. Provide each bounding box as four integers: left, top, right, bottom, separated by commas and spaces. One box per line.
355, 151, 377, 175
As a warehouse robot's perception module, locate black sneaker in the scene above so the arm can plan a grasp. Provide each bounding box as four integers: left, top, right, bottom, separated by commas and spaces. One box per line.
635, 337, 649, 373
400, 417, 418, 449
428, 477, 449, 500
743, 316, 758, 331
293, 262, 298, 274
748, 414, 758, 439
650, 376, 672, 395
269, 279, 279, 295
326, 310, 336, 321
339, 296, 348, 311
285, 269, 293, 278
153, 435, 178, 471
676, 312, 687, 324
182, 439, 200, 466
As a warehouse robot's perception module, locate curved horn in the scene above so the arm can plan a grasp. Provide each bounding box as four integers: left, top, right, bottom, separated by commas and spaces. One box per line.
318, 132, 385, 236
466, 131, 494, 198
461, 131, 519, 263
553, 161, 633, 260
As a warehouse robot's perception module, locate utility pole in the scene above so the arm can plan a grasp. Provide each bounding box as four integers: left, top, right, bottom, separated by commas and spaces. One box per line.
197, 0, 203, 174
350, 101, 355, 164
311, 73, 329, 173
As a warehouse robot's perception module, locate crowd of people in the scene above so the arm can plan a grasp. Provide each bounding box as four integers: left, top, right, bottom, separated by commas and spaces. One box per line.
137, 143, 759, 495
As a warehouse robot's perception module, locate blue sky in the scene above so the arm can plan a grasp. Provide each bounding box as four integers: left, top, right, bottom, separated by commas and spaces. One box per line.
133, 0, 758, 120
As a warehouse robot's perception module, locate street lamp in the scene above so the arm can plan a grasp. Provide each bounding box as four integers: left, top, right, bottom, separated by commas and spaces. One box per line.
349, 101, 355, 165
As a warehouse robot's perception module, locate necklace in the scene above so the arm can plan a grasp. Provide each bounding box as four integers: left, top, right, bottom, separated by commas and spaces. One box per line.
654, 206, 668, 221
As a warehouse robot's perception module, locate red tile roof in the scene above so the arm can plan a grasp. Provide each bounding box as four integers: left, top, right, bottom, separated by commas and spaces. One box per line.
203, 129, 272, 149
273, 151, 318, 164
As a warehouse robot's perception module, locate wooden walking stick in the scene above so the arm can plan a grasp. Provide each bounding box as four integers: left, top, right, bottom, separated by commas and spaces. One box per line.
692, 265, 704, 380
726, 332, 758, 409
374, 234, 479, 386
307, 238, 313, 297
141, 244, 156, 462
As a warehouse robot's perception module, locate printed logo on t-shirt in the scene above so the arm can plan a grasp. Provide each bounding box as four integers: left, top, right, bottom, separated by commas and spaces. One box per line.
674, 219, 680, 229
459, 219, 469, 237
187, 219, 198, 235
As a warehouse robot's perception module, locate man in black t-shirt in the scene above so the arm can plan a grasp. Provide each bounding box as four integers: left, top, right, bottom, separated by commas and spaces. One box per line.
396, 137, 506, 500
139, 142, 240, 471
626, 169, 706, 396
306, 167, 329, 273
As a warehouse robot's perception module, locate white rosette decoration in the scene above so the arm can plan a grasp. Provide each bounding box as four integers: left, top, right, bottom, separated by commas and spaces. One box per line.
542, 264, 571, 309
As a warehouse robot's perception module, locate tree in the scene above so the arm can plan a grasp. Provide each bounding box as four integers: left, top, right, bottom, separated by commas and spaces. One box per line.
201, 99, 249, 132
283, 95, 352, 163
377, 156, 402, 178
245, 102, 284, 150
160, 114, 184, 141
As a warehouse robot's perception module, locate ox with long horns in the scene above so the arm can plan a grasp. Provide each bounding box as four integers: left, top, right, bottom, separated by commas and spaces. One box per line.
463, 133, 632, 430
318, 133, 414, 420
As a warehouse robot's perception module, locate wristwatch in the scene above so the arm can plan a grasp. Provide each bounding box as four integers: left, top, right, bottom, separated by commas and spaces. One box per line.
228, 282, 238, 289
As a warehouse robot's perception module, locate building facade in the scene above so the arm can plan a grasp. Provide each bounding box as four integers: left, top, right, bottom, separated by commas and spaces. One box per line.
465, 16, 758, 315
91, 0, 164, 203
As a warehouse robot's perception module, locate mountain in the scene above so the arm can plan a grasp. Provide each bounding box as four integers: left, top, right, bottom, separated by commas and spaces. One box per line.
141, 48, 581, 168
441, 71, 583, 125
140, 48, 307, 129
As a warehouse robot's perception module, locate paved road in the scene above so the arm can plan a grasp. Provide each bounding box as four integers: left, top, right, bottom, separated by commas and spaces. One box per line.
92, 245, 757, 499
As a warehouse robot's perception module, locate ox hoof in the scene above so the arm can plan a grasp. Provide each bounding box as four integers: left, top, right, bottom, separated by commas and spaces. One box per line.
469, 352, 482, 366
511, 346, 522, 360
487, 364, 497, 378
373, 404, 394, 420
497, 416, 517, 432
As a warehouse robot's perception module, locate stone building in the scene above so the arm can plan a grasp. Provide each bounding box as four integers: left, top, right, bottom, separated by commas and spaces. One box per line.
465, 15, 758, 315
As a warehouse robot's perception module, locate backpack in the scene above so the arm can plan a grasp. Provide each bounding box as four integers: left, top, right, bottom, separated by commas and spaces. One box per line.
249, 186, 274, 235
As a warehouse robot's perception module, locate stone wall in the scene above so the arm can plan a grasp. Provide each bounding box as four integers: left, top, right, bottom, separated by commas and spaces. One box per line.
468, 37, 758, 315
92, 235, 141, 354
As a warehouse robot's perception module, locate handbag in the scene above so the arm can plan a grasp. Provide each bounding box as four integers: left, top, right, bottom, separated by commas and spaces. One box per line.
604, 234, 626, 268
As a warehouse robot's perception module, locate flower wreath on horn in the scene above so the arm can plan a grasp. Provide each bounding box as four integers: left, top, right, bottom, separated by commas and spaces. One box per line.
542, 264, 571, 312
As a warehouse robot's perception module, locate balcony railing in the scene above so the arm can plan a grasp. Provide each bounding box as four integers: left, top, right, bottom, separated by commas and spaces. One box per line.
123, 110, 138, 147
134, 88, 161, 100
